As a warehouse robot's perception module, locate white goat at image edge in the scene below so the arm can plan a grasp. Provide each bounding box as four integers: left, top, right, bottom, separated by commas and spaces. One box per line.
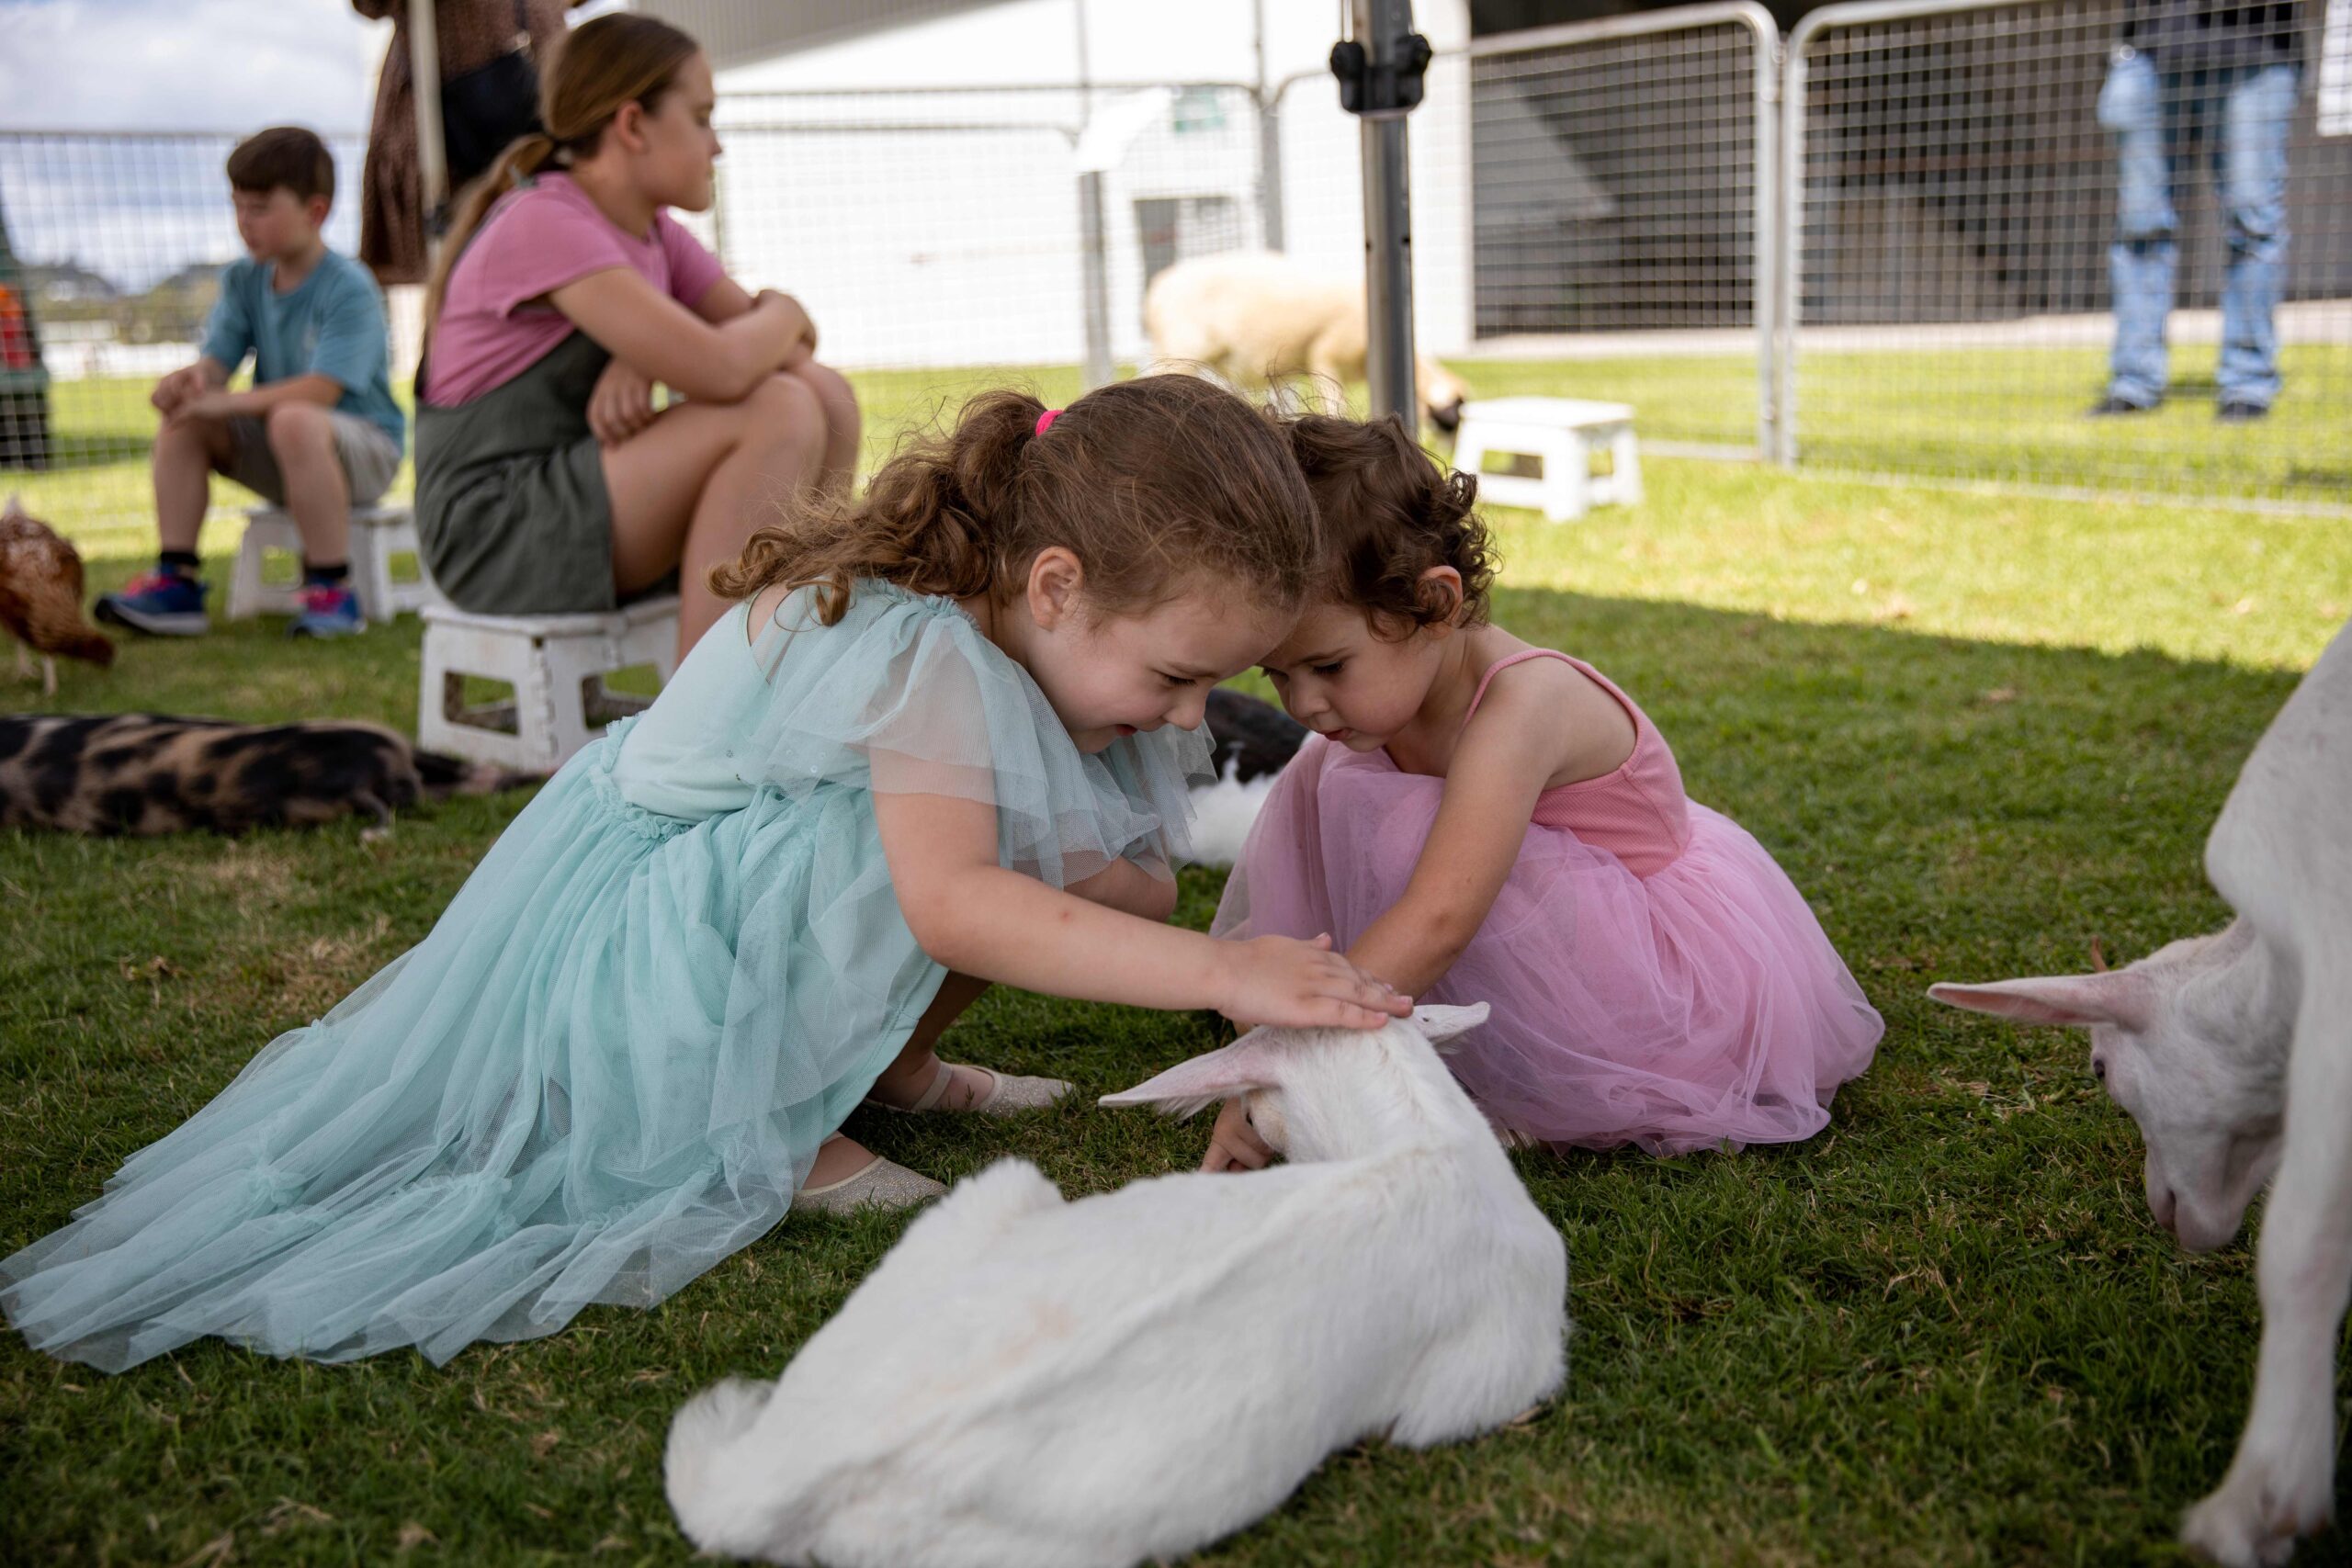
663, 1002, 1569, 1568
1930, 615, 2352, 1568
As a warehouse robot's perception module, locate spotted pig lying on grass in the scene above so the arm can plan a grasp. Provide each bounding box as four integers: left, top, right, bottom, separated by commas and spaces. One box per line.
0, 714, 532, 836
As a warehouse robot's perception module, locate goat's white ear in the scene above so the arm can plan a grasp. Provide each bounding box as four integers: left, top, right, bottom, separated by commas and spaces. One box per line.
1099, 1033, 1286, 1119
1410, 1002, 1490, 1045
1928, 974, 2152, 1032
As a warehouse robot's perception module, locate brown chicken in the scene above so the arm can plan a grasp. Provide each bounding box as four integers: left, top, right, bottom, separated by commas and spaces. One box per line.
1, 494, 116, 696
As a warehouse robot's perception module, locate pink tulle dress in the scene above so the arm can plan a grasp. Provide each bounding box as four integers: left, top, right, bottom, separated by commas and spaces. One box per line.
1213, 649, 1883, 1155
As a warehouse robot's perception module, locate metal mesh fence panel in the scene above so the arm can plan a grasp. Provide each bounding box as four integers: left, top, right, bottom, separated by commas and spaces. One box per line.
1458, 7, 1776, 457
707, 90, 1088, 371
29, 3, 2337, 536
1785, 0, 2352, 510
1268, 50, 1476, 405
0, 130, 379, 537
703, 82, 1273, 432
1273, 6, 1775, 457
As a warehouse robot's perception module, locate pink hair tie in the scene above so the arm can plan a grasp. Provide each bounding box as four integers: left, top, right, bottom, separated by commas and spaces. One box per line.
1034, 408, 1062, 437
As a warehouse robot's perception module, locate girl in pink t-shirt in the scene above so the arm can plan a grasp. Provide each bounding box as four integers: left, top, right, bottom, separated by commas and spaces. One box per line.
415, 14, 856, 660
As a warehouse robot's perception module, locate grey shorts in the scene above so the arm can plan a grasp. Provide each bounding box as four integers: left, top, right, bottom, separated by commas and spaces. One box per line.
223, 412, 402, 510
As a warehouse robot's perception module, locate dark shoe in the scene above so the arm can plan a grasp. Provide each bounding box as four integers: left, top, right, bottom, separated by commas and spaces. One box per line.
94, 570, 209, 636
2216, 400, 2270, 423
287, 582, 367, 638
2086, 395, 2160, 417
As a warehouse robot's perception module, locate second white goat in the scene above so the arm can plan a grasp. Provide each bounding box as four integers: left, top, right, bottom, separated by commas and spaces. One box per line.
664, 1002, 1568, 1568
1930, 614, 2352, 1566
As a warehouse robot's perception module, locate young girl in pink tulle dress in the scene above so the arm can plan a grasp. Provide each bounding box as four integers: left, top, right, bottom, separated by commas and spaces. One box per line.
1204, 413, 1882, 1167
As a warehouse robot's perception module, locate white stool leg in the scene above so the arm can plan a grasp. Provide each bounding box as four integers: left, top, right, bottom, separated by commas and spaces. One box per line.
418, 620, 533, 771
1541, 431, 1589, 523
383, 518, 429, 616
227, 524, 267, 622
1611, 423, 1644, 507
228, 513, 301, 620
537, 635, 599, 769
347, 524, 387, 624
1451, 428, 1489, 490
620, 613, 681, 685
416, 624, 461, 759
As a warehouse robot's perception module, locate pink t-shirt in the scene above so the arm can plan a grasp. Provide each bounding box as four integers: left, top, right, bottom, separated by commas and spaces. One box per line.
423, 172, 728, 406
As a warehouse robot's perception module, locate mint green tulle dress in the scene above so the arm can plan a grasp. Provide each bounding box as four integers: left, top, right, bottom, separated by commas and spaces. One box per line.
2, 581, 1209, 1371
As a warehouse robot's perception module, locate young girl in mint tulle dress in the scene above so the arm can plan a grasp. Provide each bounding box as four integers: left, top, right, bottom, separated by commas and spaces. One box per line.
1203, 414, 1882, 1170
2, 377, 1407, 1372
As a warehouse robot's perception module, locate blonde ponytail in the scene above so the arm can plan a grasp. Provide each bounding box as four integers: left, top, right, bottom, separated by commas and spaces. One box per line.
420, 14, 701, 349
423, 133, 556, 340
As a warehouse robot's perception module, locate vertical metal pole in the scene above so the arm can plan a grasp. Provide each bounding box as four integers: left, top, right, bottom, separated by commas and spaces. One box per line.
1752, 24, 1780, 463
1353, 0, 1418, 426
1253, 0, 1286, 252
409, 0, 449, 265
1079, 168, 1115, 389
1776, 38, 1807, 467
1072, 0, 1110, 387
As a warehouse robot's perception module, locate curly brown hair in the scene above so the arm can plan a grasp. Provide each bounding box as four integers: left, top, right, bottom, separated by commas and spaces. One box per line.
712, 376, 1320, 625
1285, 412, 1496, 633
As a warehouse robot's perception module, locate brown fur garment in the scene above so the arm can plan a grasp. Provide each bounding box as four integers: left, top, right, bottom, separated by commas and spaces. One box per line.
0, 714, 526, 836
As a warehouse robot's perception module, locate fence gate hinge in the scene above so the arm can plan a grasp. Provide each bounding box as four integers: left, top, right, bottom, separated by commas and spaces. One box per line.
1330, 28, 1432, 118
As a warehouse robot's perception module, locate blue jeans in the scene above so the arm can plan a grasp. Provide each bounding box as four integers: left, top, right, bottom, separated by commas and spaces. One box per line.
2098, 51, 2299, 409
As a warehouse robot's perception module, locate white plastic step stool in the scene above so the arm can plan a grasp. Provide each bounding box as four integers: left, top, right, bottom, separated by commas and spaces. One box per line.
1450, 398, 1642, 522
227, 503, 434, 623
417, 596, 681, 773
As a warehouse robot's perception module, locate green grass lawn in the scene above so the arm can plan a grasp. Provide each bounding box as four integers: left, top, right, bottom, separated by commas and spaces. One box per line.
6, 393, 2352, 1561
13, 341, 2348, 539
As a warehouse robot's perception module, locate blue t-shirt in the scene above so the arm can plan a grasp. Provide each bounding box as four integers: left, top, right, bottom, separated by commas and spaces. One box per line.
199, 249, 406, 451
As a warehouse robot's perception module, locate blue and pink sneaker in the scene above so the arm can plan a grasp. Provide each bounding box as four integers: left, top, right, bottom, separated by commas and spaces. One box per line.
288, 582, 367, 638
95, 570, 209, 637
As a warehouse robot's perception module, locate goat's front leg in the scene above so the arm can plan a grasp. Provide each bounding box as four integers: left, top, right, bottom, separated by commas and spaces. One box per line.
2182, 972, 2352, 1567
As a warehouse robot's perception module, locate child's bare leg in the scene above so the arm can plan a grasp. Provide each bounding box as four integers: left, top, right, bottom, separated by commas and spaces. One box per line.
862, 973, 994, 1111
810, 866, 1179, 1184
153, 415, 235, 555
782, 361, 862, 495
605, 374, 830, 662
266, 403, 352, 568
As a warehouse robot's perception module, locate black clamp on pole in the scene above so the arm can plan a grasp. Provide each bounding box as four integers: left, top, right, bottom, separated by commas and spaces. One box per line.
1329, 26, 1432, 118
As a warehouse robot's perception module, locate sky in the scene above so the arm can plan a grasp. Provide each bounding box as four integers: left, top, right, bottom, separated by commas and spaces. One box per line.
0, 0, 397, 287
0, 0, 391, 135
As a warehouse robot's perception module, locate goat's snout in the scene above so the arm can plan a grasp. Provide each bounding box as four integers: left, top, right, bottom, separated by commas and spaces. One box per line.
2149, 1181, 2179, 1239
1430, 400, 1464, 434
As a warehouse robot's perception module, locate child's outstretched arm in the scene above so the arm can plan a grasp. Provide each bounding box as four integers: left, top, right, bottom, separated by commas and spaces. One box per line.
1346, 678, 1567, 999
875, 787, 1408, 1031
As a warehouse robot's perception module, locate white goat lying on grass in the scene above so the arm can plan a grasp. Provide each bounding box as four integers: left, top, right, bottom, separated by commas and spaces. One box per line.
665, 1003, 1568, 1568
1143, 250, 1471, 435
1931, 615, 2352, 1567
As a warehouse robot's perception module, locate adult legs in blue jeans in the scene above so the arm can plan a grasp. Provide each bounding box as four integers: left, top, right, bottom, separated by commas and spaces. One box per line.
2101, 51, 2176, 410
2100, 53, 2298, 415
2215, 63, 2296, 413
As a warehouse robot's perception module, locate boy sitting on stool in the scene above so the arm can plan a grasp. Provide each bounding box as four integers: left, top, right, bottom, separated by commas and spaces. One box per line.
98, 127, 406, 639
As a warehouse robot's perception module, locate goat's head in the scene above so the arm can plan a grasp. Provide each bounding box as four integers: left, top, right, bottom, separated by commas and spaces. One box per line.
1928, 922, 2289, 1251
1100, 1003, 1492, 1162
